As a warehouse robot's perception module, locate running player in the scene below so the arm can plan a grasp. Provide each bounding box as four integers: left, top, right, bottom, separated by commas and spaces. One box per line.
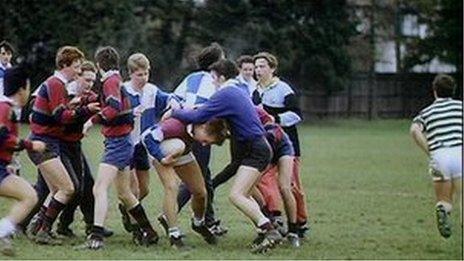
0, 65, 43, 256
410, 74, 462, 238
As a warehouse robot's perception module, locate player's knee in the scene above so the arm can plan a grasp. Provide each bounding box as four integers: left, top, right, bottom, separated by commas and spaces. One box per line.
139, 185, 150, 200
117, 190, 134, 205
164, 182, 178, 196
23, 189, 38, 208
61, 183, 75, 197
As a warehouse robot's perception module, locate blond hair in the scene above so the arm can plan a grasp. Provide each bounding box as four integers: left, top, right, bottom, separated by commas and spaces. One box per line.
127, 53, 150, 74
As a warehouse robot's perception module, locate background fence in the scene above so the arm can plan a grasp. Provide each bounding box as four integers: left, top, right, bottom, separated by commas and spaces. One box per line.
299, 73, 461, 120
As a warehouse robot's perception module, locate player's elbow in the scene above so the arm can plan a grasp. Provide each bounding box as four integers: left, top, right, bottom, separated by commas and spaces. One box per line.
409, 124, 421, 138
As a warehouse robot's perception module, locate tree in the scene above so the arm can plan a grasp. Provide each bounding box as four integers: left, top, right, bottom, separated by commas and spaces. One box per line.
404, 0, 463, 79
193, 0, 358, 93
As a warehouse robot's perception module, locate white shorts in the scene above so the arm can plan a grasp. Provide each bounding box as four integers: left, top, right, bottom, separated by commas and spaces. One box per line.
429, 146, 462, 181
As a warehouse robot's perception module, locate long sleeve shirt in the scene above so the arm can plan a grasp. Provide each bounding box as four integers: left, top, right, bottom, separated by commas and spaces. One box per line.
90, 71, 134, 138
171, 79, 265, 142
30, 71, 92, 139
0, 97, 33, 163
125, 81, 173, 144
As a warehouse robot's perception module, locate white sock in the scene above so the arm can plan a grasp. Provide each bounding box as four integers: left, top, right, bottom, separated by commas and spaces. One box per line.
0, 218, 16, 238
168, 227, 181, 238
257, 217, 270, 228
192, 216, 204, 227
436, 201, 453, 213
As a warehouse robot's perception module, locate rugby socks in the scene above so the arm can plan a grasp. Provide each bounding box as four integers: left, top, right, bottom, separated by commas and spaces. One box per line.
168, 227, 181, 238
128, 204, 156, 234
40, 198, 66, 231
288, 222, 299, 234
90, 225, 104, 240
192, 216, 205, 227
257, 217, 273, 231
0, 218, 16, 238
436, 201, 452, 213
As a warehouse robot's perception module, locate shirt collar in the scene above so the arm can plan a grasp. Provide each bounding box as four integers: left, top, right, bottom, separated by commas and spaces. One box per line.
101, 70, 120, 82
0, 95, 17, 106
186, 124, 194, 138
257, 76, 279, 90
0, 62, 11, 70
219, 78, 240, 89
53, 71, 69, 84
435, 97, 452, 102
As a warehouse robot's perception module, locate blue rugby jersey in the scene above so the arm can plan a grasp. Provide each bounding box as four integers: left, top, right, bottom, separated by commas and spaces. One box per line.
171, 79, 265, 142
173, 71, 216, 108
124, 81, 173, 144
0, 63, 12, 96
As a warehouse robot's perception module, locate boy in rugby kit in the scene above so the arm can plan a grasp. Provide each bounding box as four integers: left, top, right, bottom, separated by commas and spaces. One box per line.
84, 46, 157, 249
0, 65, 43, 256
165, 59, 283, 253
27, 46, 99, 244
410, 74, 462, 238
141, 118, 228, 248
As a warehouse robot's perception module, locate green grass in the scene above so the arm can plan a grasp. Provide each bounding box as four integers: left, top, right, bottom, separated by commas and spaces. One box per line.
2, 119, 462, 259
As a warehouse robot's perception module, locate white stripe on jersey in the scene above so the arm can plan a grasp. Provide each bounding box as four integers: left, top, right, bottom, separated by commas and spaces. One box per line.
414, 98, 463, 151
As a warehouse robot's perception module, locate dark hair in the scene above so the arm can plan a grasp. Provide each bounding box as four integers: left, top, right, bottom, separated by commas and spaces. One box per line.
236, 55, 254, 68
94, 46, 119, 72
208, 59, 239, 80
253, 52, 278, 69
0, 40, 14, 54
197, 42, 224, 71
4, 64, 29, 96
433, 74, 456, 98
204, 118, 229, 145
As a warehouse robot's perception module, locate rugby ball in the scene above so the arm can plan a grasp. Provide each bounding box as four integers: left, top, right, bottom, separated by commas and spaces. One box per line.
159, 138, 186, 157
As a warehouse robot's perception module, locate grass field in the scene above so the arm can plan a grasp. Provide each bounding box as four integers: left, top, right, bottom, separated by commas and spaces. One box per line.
2, 119, 462, 259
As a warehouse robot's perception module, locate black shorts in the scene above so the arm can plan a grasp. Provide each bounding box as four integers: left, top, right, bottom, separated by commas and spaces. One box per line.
27, 133, 60, 165
269, 132, 294, 164
130, 142, 150, 171
234, 136, 272, 172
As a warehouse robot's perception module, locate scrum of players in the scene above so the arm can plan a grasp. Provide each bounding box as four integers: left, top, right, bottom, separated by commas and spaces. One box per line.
0, 41, 311, 255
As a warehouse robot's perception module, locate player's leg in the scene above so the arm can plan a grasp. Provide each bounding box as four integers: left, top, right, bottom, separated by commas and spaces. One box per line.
277, 155, 299, 246
175, 157, 217, 245
291, 157, 309, 237
257, 166, 283, 223
56, 143, 82, 237
114, 168, 158, 246
135, 144, 151, 200
32, 157, 75, 244
0, 173, 38, 256
19, 171, 49, 234
153, 160, 183, 247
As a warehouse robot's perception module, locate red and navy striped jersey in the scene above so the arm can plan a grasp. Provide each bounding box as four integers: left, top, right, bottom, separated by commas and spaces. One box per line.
30, 72, 92, 139
0, 98, 32, 163
90, 72, 134, 137
62, 88, 99, 143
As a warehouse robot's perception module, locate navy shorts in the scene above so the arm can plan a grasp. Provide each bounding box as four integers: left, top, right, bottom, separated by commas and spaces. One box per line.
27, 133, 60, 165
234, 136, 272, 172
270, 132, 295, 164
0, 164, 11, 185
102, 135, 134, 170
130, 142, 150, 171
